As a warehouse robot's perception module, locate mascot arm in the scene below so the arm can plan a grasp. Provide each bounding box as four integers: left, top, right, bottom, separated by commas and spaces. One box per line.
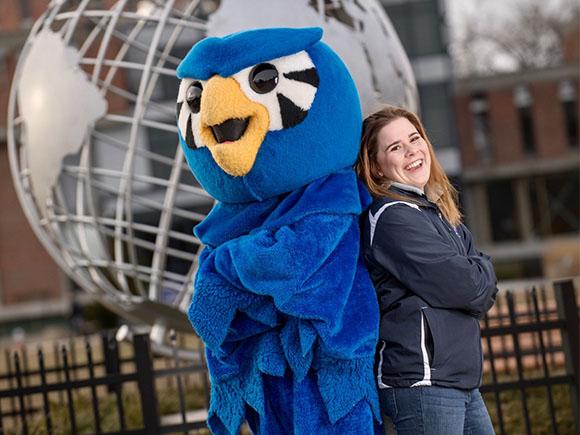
208, 212, 374, 376
211, 213, 353, 314
194, 213, 375, 373
188, 248, 280, 351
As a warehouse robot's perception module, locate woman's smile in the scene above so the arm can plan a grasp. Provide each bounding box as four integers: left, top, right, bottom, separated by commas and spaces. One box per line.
404, 158, 424, 171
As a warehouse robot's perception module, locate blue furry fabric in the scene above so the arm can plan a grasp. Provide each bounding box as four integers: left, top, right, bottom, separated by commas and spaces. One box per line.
189, 170, 381, 433
177, 28, 364, 203
177, 27, 323, 80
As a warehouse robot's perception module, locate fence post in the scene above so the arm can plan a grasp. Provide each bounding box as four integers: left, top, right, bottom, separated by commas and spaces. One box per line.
133, 334, 160, 434
553, 279, 579, 424
102, 332, 120, 394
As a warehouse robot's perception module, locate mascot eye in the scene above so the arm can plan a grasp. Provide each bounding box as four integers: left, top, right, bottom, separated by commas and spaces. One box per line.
186, 82, 203, 113
249, 63, 278, 94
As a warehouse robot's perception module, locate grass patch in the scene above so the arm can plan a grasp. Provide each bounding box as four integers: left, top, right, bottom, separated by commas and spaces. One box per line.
2, 385, 210, 435
483, 372, 577, 434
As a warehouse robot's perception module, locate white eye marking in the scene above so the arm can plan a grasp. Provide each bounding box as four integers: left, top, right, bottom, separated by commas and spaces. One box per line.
233, 50, 318, 131
177, 78, 193, 103
177, 78, 206, 149
275, 78, 317, 111
276, 51, 315, 75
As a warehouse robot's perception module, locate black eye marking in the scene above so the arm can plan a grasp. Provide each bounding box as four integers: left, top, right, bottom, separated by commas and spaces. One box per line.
249, 63, 279, 94
185, 82, 202, 113
277, 93, 308, 129
284, 68, 319, 88
185, 113, 197, 149
176, 102, 183, 120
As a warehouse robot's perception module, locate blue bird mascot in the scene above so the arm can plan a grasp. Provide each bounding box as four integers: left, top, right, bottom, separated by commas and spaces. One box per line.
176, 27, 381, 434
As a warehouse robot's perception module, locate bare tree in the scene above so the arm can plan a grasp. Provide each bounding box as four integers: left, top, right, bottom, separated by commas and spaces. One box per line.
452, 0, 579, 77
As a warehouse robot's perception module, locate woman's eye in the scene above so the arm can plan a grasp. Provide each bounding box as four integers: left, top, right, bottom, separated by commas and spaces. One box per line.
389, 145, 401, 152
249, 63, 279, 94
186, 82, 203, 113
411, 135, 420, 142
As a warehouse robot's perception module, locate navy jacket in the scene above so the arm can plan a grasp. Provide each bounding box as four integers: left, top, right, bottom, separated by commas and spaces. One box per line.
362, 183, 498, 390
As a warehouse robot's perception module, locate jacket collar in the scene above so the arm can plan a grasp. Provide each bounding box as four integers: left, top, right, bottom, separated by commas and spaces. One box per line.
388, 181, 445, 206
390, 182, 425, 196
388, 182, 435, 208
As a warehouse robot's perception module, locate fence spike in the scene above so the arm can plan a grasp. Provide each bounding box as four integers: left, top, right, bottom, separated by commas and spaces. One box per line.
13, 352, 29, 435
85, 338, 102, 434
531, 286, 559, 434
38, 347, 53, 435
61, 345, 78, 434
507, 290, 533, 435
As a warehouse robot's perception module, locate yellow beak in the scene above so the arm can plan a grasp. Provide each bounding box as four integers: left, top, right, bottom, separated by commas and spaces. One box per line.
199, 76, 269, 177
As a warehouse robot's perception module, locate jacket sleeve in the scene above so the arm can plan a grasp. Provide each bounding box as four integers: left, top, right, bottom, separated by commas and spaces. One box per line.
458, 223, 499, 316
371, 204, 498, 315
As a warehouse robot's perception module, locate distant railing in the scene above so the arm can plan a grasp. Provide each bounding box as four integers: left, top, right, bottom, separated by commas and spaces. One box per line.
480, 279, 579, 435
0, 279, 577, 434
0, 331, 210, 434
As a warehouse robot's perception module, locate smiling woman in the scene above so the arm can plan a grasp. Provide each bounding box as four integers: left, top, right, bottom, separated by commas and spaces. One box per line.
374, 116, 432, 192
355, 105, 499, 435
356, 105, 461, 226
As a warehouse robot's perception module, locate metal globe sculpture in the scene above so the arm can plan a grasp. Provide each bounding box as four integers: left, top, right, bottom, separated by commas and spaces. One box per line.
7, 0, 417, 347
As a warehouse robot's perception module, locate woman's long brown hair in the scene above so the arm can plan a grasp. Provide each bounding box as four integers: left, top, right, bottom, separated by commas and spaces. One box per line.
355, 105, 462, 226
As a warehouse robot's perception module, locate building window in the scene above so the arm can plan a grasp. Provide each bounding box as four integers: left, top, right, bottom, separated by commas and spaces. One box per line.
418, 82, 455, 149
19, 0, 31, 20
487, 180, 521, 241
544, 171, 579, 234
529, 171, 579, 236
559, 80, 578, 147
383, 1, 445, 57
513, 85, 536, 155
493, 258, 543, 280
469, 93, 492, 164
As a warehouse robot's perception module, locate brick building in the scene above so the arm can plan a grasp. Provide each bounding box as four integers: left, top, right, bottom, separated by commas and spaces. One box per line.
453, 20, 579, 281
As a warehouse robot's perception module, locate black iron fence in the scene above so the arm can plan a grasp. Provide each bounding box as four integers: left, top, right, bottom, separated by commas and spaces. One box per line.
0, 332, 210, 434
480, 279, 579, 435
0, 279, 578, 434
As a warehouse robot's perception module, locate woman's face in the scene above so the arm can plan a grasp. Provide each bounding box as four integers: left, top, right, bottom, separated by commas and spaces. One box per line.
375, 117, 431, 190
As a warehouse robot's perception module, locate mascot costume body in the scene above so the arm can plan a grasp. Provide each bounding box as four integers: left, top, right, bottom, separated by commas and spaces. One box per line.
176, 27, 380, 434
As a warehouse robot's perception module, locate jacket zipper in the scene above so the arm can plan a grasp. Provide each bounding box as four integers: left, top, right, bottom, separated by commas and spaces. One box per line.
437, 211, 460, 237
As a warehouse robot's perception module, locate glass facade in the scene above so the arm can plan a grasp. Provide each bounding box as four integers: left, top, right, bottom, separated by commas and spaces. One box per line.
530, 171, 580, 236
418, 82, 455, 148
493, 257, 543, 280
487, 180, 521, 242
384, 1, 444, 58
560, 80, 579, 148
470, 93, 492, 164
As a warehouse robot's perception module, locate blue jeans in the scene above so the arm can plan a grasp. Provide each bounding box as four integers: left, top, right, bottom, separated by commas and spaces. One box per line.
379, 386, 495, 435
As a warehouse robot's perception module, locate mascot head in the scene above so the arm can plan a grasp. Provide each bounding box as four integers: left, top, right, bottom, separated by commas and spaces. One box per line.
176, 27, 362, 203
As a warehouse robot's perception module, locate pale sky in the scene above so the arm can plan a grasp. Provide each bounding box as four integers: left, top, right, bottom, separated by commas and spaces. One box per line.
446, 0, 575, 41
445, 0, 576, 73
